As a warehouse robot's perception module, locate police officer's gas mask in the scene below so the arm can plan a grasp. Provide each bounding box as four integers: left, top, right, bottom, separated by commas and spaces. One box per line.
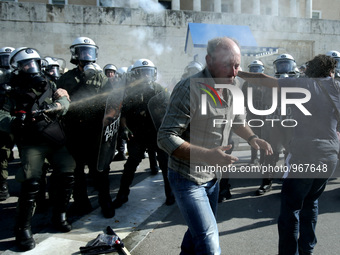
75, 46, 101, 79
133, 67, 157, 88
249, 66, 264, 73
274, 59, 297, 78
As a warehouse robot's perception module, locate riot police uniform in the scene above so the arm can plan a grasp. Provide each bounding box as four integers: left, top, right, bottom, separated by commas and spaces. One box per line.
57, 37, 116, 218
103, 63, 127, 161
0, 47, 75, 251
112, 58, 174, 208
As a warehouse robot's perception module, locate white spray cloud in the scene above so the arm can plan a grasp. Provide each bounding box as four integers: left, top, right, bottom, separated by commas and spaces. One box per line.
128, 28, 172, 57
148, 41, 172, 56
139, 0, 165, 14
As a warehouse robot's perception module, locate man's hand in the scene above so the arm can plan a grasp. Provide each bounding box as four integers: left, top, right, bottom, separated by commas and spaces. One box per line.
54, 88, 71, 102
204, 145, 239, 166
249, 138, 273, 155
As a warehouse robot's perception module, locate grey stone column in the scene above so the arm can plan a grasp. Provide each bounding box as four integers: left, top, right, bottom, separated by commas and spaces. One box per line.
290, 0, 297, 17
172, 0, 180, 10
253, 0, 260, 15
193, 0, 201, 11
272, 0, 279, 16
305, 0, 312, 18
234, 0, 241, 14
214, 0, 221, 12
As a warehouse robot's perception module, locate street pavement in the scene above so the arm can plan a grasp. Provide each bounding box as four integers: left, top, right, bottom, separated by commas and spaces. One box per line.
1, 146, 340, 255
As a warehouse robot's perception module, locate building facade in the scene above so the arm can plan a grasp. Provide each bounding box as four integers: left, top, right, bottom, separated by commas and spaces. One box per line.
2, 0, 339, 20
0, 0, 339, 86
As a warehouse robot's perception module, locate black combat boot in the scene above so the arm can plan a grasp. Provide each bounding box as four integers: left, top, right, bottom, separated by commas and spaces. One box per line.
14, 179, 40, 251
255, 178, 273, 196
219, 178, 232, 203
51, 173, 74, 232
97, 170, 115, 218
69, 170, 93, 216
0, 180, 10, 201
255, 153, 277, 196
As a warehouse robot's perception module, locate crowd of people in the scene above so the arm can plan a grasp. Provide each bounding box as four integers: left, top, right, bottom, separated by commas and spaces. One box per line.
0, 36, 340, 255
0, 37, 174, 251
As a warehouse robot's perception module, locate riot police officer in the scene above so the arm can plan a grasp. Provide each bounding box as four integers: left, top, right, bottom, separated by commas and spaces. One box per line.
112, 58, 174, 208
103, 63, 117, 85
0, 47, 75, 251
57, 37, 116, 218
273, 53, 299, 78
103, 63, 127, 161
0, 46, 15, 201
42, 56, 65, 83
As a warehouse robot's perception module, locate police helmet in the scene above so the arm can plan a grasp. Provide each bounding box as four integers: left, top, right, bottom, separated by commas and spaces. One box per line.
70, 37, 98, 65
42, 56, 61, 81
103, 64, 117, 76
273, 54, 296, 75
9, 47, 41, 74
131, 58, 157, 82
116, 66, 128, 79
248, 60, 264, 73
185, 61, 204, 75
326, 50, 340, 73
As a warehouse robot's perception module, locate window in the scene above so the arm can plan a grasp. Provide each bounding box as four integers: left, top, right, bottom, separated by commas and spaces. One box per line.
159, 0, 171, 10
50, 0, 67, 5
312, 10, 321, 19
99, 0, 126, 7
221, 4, 229, 12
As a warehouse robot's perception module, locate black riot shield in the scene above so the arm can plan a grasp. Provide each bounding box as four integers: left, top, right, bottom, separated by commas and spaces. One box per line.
147, 90, 170, 130
97, 83, 125, 172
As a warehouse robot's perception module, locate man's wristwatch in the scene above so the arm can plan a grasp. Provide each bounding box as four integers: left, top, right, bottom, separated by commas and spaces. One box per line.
247, 135, 258, 145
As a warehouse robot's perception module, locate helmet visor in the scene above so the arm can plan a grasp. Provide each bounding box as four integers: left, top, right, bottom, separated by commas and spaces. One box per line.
46, 65, 61, 78
134, 67, 156, 80
75, 46, 97, 62
333, 58, 340, 70
249, 65, 263, 73
0, 54, 10, 69
275, 60, 295, 74
17, 59, 41, 74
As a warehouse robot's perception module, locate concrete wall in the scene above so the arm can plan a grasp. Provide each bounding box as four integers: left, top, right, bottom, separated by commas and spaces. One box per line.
1, 2, 340, 88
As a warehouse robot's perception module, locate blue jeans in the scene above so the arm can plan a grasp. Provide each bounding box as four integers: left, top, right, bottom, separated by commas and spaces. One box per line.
278, 157, 337, 255
168, 168, 220, 255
